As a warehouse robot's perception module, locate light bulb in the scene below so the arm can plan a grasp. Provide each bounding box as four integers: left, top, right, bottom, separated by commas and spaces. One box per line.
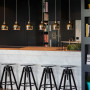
67, 21, 72, 30
39, 21, 46, 30
13, 21, 20, 30
53, 21, 60, 30
1, 22, 8, 30
26, 21, 33, 30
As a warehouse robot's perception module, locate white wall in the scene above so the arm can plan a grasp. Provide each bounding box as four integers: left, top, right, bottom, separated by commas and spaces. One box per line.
0, 50, 81, 90
75, 20, 81, 42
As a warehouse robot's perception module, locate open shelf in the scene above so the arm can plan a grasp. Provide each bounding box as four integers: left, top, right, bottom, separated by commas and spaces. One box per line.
85, 45, 90, 65
82, 0, 90, 90
85, 72, 90, 90
85, 17, 90, 37
83, 37, 90, 44
85, 0, 90, 9
43, 0, 49, 47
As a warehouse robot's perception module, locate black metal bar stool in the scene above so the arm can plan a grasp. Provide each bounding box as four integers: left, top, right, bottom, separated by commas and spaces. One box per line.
18, 64, 38, 90
39, 64, 57, 90
0, 63, 18, 90
59, 65, 77, 90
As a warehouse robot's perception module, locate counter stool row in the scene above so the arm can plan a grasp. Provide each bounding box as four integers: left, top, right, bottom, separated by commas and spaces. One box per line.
0, 63, 77, 90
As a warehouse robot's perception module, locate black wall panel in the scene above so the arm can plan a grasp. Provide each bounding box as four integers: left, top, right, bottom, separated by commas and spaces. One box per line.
0, 0, 81, 46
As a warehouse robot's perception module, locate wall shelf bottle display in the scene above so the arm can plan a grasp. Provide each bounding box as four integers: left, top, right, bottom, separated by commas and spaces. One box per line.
43, 0, 49, 47
81, 0, 90, 90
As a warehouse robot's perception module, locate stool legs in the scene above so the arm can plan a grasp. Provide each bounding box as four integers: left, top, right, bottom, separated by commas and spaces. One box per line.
39, 68, 57, 90
59, 70, 65, 89
1, 66, 18, 90
59, 69, 77, 90
71, 70, 77, 90
11, 67, 18, 89
51, 68, 57, 90
19, 66, 38, 90
68, 70, 72, 90
5, 68, 7, 90
39, 68, 45, 90
49, 70, 52, 90
18, 67, 24, 90
30, 67, 38, 90
9, 68, 13, 90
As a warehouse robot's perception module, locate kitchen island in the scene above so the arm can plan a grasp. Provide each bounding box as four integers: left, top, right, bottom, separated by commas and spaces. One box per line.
0, 47, 81, 90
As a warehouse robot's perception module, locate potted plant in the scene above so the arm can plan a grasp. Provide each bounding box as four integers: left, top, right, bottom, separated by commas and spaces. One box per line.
88, 0, 90, 9
86, 77, 90, 90
67, 44, 81, 51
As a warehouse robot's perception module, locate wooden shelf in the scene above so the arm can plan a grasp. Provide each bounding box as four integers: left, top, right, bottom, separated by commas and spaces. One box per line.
84, 65, 90, 72
83, 37, 90, 44
83, 9, 90, 17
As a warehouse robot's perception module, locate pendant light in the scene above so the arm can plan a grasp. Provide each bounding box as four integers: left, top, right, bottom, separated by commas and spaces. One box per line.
39, 0, 46, 30
53, 0, 60, 30
13, 0, 20, 30
1, 0, 8, 30
67, 0, 72, 30
26, 0, 33, 30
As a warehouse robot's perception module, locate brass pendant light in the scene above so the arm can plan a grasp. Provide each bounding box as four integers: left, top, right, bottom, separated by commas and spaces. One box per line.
39, 0, 46, 30
1, 0, 8, 30
53, 0, 60, 30
67, 0, 72, 30
26, 0, 33, 30
13, 0, 20, 30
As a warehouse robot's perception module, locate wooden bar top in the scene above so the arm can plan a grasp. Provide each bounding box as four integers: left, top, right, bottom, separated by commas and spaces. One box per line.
0, 46, 66, 51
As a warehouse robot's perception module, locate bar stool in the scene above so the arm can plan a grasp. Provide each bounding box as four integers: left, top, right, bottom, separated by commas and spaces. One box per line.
18, 64, 38, 90
0, 63, 18, 90
59, 65, 77, 90
39, 64, 57, 90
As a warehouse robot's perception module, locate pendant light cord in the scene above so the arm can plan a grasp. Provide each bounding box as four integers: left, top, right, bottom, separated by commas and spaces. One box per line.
42, 0, 43, 22
55, 0, 56, 22
28, 0, 30, 22
16, 0, 17, 22
69, 0, 71, 21
4, 0, 5, 23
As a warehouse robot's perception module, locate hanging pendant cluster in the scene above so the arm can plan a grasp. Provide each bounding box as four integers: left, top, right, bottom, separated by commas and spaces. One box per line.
53, 0, 60, 30
1, 0, 33, 31
67, 0, 73, 30
26, 0, 33, 30
39, 0, 46, 30
1, 0, 8, 30
1, 0, 72, 31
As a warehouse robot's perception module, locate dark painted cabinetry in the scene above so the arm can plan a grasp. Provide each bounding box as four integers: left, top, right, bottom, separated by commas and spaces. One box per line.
81, 0, 90, 90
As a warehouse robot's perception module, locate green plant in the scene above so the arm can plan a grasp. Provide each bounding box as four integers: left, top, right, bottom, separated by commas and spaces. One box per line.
86, 77, 90, 82
67, 44, 81, 50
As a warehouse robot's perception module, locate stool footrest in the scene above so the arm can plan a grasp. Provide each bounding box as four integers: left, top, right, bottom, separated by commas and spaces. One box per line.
41, 84, 55, 88
20, 83, 35, 87
60, 85, 76, 89
2, 82, 16, 85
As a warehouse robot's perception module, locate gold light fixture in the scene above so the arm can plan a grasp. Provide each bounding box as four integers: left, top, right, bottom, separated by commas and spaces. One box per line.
1, 0, 8, 30
26, 0, 33, 30
67, 0, 72, 30
39, 21, 46, 30
13, 0, 20, 30
67, 20, 72, 30
53, 0, 60, 30
39, 0, 46, 30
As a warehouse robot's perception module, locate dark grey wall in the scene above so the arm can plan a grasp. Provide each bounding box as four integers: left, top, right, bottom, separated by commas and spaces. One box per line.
0, 0, 42, 46
61, 0, 81, 41
49, 0, 81, 41
0, 0, 81, 46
